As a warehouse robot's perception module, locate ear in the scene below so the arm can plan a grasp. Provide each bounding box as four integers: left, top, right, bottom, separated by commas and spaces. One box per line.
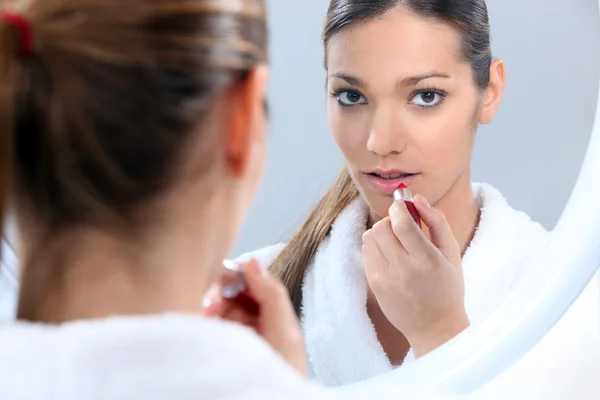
479, 59, 506, 125
225, 66, 269, 177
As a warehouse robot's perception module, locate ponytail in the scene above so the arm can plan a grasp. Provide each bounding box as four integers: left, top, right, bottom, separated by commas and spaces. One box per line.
269, 167, 359, 314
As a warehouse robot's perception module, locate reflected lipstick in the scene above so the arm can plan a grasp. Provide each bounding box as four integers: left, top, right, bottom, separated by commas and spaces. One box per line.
393, 183, 422, 228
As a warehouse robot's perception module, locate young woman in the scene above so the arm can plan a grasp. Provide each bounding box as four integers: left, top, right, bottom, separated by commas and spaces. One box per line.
0, 0, 330, 397
237, 0, 549, 387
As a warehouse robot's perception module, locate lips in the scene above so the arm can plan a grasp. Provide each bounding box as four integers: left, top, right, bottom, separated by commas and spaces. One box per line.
365, 170, 418, 195
370, 171, 412, 180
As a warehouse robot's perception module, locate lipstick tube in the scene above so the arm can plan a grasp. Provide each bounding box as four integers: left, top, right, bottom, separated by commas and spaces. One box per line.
221, 259, 260, 316
393, 184, 422, 228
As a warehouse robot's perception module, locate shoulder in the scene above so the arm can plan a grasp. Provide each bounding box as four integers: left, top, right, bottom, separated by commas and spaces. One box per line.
475, 182, 549, 239
0, 315, 332, 399
234, 242, 287, 268
471, 182, 551, 271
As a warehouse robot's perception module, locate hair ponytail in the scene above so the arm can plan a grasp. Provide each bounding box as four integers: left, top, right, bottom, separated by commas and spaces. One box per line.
269, 167, 359, 314
0, 1, 268, 321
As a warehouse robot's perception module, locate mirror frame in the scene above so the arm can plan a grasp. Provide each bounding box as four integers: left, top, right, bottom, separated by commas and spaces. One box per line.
335, 3, 600, 396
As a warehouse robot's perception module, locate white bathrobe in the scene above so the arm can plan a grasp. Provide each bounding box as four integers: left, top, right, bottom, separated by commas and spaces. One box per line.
0, 314, 335, 399
0, 314, 465, 400
236, 183, 550, 387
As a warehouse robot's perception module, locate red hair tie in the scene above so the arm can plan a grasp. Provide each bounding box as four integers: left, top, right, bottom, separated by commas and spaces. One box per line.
0, 11, 34, 58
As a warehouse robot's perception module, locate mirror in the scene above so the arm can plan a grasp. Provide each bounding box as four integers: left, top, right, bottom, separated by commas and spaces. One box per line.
234, 0, 600, 395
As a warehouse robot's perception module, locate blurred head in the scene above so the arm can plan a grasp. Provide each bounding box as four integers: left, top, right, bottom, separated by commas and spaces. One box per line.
323, 0, 505, 220
0, 0, 268, 319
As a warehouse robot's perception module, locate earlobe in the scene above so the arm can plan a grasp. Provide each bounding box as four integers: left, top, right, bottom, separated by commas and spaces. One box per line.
479, 60, 506, 125
225, 66, 269, 177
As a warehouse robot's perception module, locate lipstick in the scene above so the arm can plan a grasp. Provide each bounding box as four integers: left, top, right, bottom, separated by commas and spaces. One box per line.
393, 183, 422, 228
221, 260, 260, 316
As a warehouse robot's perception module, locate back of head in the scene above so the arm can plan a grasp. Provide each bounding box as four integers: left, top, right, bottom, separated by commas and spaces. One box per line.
0, 0, 267, 319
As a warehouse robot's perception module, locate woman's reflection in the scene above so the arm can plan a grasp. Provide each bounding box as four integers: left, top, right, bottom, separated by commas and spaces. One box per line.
238, 0, 549, 386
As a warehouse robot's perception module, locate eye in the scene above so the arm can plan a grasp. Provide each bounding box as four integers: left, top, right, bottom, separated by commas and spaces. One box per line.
335, 90, 367, 107
410, 91, 443, 107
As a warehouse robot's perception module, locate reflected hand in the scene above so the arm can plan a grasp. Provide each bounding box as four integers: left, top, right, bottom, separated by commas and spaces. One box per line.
204, 260, 307, 375
362, 195, 469, 358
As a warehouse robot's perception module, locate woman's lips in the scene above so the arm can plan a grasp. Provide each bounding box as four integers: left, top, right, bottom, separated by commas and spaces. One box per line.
365, 173, 418, 195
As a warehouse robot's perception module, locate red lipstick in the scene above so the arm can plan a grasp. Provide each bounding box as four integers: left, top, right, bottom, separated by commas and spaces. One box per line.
393, 183, 422, 228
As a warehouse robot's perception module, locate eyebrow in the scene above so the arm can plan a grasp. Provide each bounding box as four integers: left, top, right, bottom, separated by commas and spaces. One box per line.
329, 73, 365, 87
328, 72, 451, 88
399, 72, 450, 87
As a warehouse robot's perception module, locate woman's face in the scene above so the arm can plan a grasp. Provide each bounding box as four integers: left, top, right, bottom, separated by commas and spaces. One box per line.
326, 8, 501, 220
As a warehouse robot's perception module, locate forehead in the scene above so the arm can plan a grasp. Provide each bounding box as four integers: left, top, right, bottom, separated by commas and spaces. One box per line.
327, 8, 467, 78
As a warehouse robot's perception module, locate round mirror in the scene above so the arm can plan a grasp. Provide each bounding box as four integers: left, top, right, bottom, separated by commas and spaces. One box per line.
236, 0, 600, 396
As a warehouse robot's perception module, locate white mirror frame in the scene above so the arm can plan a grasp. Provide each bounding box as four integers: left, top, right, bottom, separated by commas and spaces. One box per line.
335, 4, 600, 396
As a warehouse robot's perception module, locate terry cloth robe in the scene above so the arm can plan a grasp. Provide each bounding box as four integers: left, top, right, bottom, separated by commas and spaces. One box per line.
0, 314, 466, 400
0, 314, 335, 399
236, 183, 550, 386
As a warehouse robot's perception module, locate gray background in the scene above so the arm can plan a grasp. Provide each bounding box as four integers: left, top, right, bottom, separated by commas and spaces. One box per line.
232, 0, 600, 256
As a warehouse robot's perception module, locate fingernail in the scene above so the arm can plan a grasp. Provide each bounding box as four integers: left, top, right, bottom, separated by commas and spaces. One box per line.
417, 194, 431, 209
202, 296, 213, 310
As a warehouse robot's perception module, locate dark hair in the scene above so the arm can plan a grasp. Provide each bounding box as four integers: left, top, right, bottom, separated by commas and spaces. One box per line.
0, 0, 267, 319
271, 0, 492, 314
324, 0, 492, 88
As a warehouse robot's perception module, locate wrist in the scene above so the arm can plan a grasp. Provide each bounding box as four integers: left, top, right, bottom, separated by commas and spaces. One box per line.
410, 313, 470, 359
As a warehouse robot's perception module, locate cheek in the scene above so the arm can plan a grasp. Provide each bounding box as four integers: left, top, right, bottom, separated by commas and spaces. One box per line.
414, 107, 477, 171
328, 101, 369, 164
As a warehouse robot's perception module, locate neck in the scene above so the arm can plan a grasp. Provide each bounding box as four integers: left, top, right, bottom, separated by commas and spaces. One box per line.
17, 206, 229, 324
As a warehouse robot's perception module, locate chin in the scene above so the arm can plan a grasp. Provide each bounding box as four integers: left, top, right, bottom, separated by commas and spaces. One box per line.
359, 189, 395, 221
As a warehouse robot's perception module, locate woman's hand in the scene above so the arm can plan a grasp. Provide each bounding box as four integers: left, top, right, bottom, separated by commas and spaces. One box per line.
362, 194, 469, 358
203, 260, 307, 375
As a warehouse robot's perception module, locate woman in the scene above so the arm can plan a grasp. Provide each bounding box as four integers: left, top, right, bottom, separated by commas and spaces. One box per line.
0, 0, 332, 398
237, 0, 549, 387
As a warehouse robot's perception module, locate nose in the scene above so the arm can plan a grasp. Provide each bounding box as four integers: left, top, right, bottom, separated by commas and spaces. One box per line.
366, 104, 407, 156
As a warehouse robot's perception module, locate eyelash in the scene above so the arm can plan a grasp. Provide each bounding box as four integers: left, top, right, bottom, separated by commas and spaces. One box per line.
328, 87, 448, 109
410, 87, 448, 108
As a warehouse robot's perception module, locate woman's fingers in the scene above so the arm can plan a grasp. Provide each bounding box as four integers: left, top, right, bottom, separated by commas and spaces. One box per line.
371, 217, 410, 269
243, 260, 297, 327
362, 228, 389, 282
388, 200, 432, 262
242, 259, 307, 375
414, 194, 461, 265
203, 284, 225, 316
